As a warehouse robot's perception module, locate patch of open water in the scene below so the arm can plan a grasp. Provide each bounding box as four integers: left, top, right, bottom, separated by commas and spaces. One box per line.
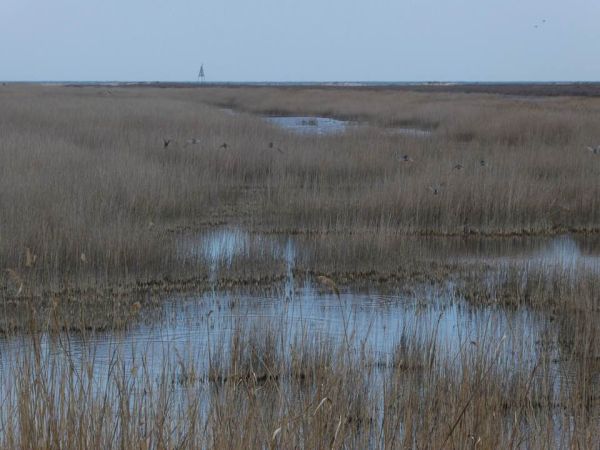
1, 228, 598, 401
264, 115, 432, 137
264, 116, 352, 135
180, 228, 600, 276
0, 283, 546, 379
216, 106, 432, 137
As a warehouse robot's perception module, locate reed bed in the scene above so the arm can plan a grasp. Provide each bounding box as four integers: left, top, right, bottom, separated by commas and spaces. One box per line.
1, 84, 599, 448
1, 84, 600, 292
0, 304, 597, 449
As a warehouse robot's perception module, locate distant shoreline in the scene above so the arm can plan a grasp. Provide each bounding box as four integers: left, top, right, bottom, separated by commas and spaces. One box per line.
5, 81, 600, 97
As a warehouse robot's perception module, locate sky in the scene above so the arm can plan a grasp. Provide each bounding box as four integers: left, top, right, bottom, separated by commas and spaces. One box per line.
1, 0, 599, 82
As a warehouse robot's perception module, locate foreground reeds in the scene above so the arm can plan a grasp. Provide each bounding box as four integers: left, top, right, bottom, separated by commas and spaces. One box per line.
0, 295, 598, 450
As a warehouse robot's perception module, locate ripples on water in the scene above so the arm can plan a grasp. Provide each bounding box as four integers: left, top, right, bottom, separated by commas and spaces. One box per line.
0, 284, 545, 380
1, 228, 599, 396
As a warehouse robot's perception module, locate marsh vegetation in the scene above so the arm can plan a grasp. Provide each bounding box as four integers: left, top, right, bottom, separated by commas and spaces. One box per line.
0, 84, 599, 448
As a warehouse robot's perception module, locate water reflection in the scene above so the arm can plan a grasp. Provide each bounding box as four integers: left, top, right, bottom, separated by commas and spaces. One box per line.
264, 116, 352, 135
180, 228, 600, 278
263, 115, 432, 138
0, 283, 547, 381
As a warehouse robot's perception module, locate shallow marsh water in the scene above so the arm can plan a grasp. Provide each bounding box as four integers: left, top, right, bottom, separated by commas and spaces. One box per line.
263, 115, 432, 137
180, 227, 600, 275
0, 283, 546, 380
0, 227, 598, 419
264, 116, 351, 135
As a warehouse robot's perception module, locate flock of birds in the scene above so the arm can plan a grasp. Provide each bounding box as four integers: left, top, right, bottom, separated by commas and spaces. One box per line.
396, 152, 488, 195
3, 137, 598, 297
162, 138, 285, 154
397, 145, 598, 196
163, 138, 228, 149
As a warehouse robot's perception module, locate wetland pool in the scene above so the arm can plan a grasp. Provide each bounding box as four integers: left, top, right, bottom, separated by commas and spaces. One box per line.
0, 228, 598, 401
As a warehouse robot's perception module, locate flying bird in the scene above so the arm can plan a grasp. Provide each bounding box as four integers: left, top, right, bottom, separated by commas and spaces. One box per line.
185, 138, 201, 146
398, 154, 414, 163
219, 142, 228, 150
453, 164, 464, 170
268, 142, 284, 153
585, 146, 600, 155
429, 183, 446, 195
163, 138, 173, 149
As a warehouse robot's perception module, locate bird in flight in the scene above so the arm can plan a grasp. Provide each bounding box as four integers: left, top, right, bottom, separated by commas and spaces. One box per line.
185, 138, 201, 146
429, 182, 446, 195
586, 145, 600, 155
268, 142, 284, 153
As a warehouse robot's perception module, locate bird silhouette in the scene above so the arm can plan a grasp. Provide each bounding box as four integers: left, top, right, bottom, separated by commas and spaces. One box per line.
184, 138, 201, 147
398, 154, 414, 163
453, 164, 464, 170
268, 142, 284, 153
219, 142, 228, 150
480, 160, 487, 167
163, 138, 172, 148
429, 182, 446, 195
586, 146, 600, 155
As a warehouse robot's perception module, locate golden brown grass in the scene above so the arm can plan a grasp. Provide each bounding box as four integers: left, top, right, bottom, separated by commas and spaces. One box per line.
0, 304, 598, 449
1, 83, 599, 448
1, 84, 600, 292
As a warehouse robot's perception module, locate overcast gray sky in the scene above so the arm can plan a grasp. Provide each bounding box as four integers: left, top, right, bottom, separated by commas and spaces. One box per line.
2, 0, 599, 82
